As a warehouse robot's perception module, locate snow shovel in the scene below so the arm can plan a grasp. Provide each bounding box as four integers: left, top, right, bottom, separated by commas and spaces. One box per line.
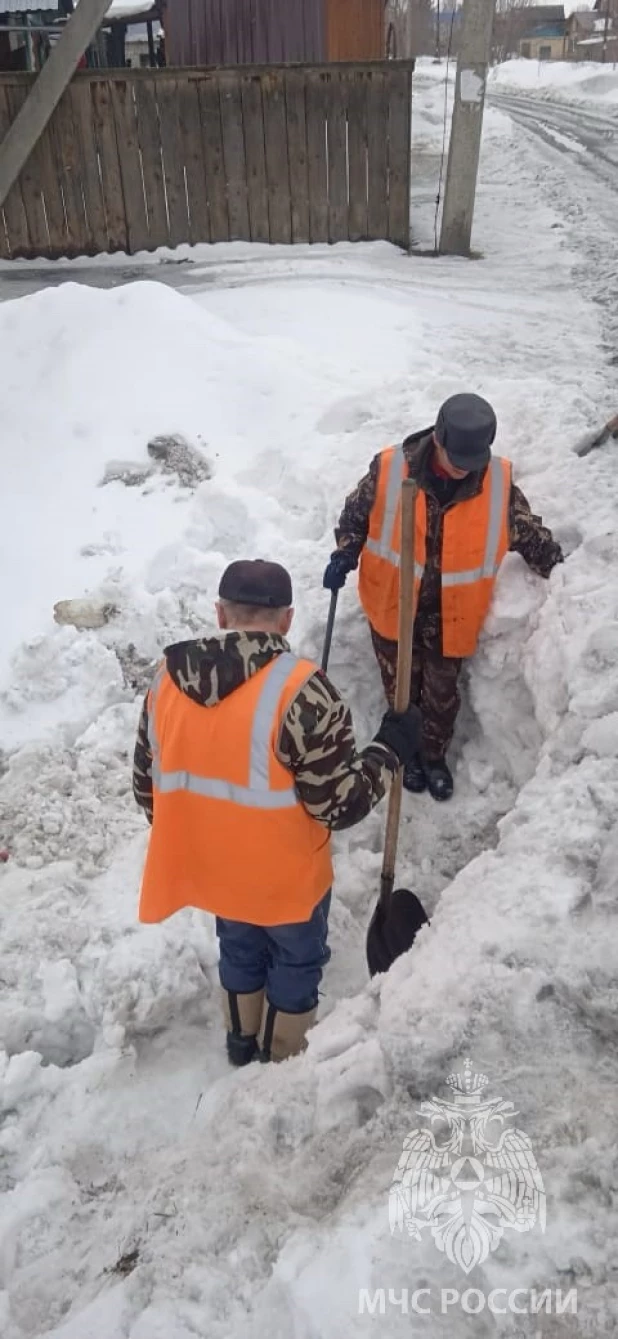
366, 478, 429, 978
573, 413, 618, 458
321, 591, 339, 673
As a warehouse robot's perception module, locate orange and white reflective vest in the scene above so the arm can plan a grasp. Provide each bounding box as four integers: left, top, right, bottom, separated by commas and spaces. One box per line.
358, 446, 512, 658
139, 652, 333, 927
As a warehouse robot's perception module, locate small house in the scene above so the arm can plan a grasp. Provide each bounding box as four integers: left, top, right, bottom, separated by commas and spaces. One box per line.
518, 5, 566, 58
496, 4, 565, 59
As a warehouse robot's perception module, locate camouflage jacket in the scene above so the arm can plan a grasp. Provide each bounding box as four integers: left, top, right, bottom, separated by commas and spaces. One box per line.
133, 632, 397, 830
335, 431, 564, 627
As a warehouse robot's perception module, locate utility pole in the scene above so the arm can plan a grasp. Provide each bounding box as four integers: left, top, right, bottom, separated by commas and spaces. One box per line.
406, 0, 414, 56
439, 0, 496, 256
602, 0, 610, 63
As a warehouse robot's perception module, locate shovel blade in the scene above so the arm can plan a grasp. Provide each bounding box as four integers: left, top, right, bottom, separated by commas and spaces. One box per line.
366, 888, 429, 978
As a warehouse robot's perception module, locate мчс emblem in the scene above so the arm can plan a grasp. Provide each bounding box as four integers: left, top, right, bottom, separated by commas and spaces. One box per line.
389, 1059, 546, 1274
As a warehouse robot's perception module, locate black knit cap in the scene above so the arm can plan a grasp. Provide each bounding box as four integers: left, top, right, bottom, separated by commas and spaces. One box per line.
219, 559, 293, 609
435, 393, 497, 470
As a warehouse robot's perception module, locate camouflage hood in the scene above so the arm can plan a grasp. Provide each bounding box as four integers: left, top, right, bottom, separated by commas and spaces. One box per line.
164, 632, 291, 707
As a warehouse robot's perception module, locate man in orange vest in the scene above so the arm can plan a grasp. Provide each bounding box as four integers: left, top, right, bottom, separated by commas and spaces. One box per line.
133, 560, 422, 1066
323, 394, 564, 802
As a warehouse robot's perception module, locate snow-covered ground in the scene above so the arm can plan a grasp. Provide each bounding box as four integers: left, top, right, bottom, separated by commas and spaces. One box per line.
488, 57, 618, 106
1, 75, 618, 1339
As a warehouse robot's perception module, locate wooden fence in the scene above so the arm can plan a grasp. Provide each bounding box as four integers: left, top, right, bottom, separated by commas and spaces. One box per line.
0, 61, 413, 260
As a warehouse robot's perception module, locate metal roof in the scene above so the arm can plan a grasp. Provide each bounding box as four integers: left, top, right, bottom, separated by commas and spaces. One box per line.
0, 0, 59, 9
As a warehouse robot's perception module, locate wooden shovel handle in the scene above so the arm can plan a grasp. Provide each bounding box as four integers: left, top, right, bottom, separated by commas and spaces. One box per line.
380, 478, 418, 899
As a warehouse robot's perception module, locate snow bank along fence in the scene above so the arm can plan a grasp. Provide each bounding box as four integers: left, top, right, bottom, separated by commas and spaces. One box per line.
0, 61, 413, 260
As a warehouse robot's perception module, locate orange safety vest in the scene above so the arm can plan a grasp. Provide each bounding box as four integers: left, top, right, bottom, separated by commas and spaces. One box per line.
139, 652, 333, 927
358, 446, 512, 658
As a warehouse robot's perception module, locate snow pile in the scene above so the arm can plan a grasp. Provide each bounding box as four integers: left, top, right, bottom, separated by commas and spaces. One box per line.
489, 57, 618, 105
1, 129, 618, 1337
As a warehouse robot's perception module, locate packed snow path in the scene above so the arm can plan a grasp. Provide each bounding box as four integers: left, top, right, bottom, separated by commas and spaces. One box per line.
1, 75, 618, 1339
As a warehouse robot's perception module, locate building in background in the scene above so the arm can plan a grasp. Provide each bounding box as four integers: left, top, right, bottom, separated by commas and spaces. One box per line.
0, 0, 163, 69
385, 0, 434, 58
163, 0, 386, 67
492, 4, 565, 60
519, 16, 566, 58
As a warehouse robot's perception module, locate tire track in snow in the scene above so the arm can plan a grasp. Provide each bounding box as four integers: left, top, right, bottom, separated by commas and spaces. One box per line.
490, 90, 618, 372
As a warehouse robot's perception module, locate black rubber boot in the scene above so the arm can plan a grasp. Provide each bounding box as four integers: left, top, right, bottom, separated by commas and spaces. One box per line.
222, 989, 263, 1068
424, 758, 454, 801
226, 1032, 259, 1067
403, 754, 427, 794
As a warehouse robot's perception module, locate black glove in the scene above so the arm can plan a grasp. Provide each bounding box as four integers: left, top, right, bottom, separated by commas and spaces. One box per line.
374, 705, 423, 766
322, 549, 356, 592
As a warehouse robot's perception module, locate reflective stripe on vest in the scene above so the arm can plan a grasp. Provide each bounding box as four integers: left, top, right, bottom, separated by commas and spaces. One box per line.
147, 651, 300, 810
366, 446, 507, 585
441, 457, 510, 586
365, 445, 426, 579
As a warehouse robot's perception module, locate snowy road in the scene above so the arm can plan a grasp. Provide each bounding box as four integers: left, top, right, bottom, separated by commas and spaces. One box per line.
490, 83, 618, 375
489, 90, 618, 194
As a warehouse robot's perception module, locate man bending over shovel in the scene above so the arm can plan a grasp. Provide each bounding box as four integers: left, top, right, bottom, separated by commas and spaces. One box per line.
134, 560, 421, 1066
324, 394, 564, 801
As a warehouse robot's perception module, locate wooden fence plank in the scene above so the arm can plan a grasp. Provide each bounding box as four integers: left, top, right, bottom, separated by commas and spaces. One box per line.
284, 69, 309, 243
218, 71, 250, 240
347, 71, 368, 242
240, 73, 269, 243
69, 79, 108, 253
198, 76, 229, 243
262, 69, 291, 244
134, 77, 169, 250
305, 70, 328, 244
177, 79, 210, 246
48, 92, 89, 257
5, 83, 48, 253
110, 78, 148, 253
0, 208, 9, 260
366, 69, 388, 241
326, 71, 348, 243
157, 78, 190, 248
21, 106, 66, 256
91, 79, 127, 252
0, 61, 409, 259
0, 85, 29, 257
387, 63, 411, 249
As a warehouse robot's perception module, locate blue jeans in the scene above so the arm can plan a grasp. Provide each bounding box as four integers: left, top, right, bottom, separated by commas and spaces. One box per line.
216, 892, 331, 1014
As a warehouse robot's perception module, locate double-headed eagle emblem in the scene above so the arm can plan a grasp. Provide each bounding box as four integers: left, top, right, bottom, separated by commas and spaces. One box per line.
389, 1059, 546, 1273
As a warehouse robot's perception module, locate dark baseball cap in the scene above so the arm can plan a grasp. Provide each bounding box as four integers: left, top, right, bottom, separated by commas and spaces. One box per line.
218, 560, 293, 609
435, 393, 497, 471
